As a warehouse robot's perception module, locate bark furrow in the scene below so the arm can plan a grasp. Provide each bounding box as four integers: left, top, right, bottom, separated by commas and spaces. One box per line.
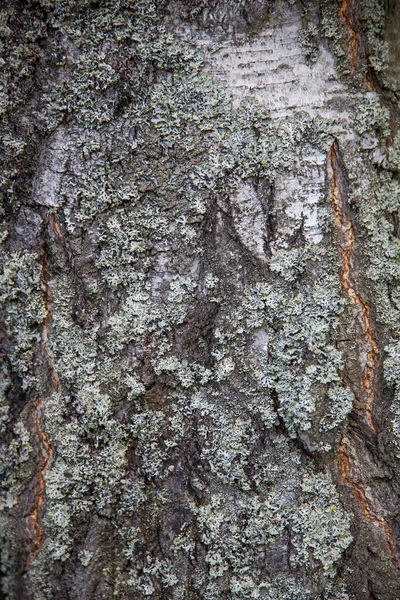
331, 142, 399, 568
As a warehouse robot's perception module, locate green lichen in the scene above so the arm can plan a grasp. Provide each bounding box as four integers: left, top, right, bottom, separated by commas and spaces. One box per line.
0, 250, 45, 377
354, 93, 390, 138
298, 25, 320, 65
0, 1, 367, 598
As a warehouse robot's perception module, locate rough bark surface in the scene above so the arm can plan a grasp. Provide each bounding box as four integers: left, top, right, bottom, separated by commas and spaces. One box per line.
1, 1, 400, 599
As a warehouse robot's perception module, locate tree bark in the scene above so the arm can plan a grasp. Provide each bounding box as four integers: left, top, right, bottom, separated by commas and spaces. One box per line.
1, 1, 400, 599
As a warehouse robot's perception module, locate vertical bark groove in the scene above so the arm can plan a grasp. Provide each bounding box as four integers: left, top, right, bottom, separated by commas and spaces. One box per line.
25, 398, 53, 567
339, 0, 360, 74
25, 251, 58, 567
330, 142, 378, 434
330, 141, 400, 568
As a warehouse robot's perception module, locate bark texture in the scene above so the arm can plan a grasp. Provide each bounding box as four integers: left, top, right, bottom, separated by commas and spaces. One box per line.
1, 1, 400, 599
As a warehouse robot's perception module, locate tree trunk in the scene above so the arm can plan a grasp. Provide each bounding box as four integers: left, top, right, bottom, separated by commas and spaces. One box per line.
1, 1, 400, 598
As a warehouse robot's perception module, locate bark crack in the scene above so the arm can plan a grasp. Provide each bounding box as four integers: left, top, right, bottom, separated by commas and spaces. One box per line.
25, 398, 53, 565
330, 141, 400, 568
339, 0, 360, 75
330, 142, 378, 434
25, 251, 59, 566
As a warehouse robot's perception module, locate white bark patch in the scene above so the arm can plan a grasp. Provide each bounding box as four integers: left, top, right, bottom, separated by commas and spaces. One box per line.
252, 329, 269, 356
201, 11, 350, 125
32, 127, 71, 207
273, 146, 326, 250
230, 182, 268, 261
189, 7, 356, 249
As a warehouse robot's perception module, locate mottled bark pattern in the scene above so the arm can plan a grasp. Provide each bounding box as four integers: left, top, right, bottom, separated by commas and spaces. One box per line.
1, 1, 400, 599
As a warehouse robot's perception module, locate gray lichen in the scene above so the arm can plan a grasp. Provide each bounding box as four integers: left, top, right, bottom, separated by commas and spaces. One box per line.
1, 0, 400, 599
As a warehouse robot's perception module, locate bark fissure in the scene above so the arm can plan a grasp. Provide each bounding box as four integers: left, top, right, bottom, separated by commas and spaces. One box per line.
339, 434, 398, 563
330, 142, 378, 434
25, 398, 53, 565
25, 251, 58, 565
330, 142, 399, 567
339, 0, 360, 74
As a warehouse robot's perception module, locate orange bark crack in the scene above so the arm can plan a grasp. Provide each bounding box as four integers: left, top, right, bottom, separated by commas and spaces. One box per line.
339, 437, 399, 567
25, 398, 53, 564
25, 252, 59, 565
339, 0, 359, 75
330, 143, 377, 433
331, 143, 399, 567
